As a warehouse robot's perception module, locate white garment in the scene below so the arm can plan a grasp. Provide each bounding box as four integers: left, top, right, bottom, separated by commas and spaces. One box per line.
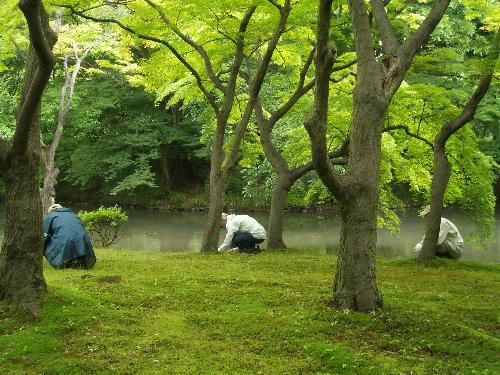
218, 214, 266, 252
415, 217, 463, 259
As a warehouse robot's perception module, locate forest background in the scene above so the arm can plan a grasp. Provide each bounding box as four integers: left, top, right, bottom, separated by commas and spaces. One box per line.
0, 0, 498, 236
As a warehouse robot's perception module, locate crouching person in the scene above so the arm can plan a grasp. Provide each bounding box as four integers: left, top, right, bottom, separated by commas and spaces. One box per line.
414, 205, 464, 260
218, 213, 266, 253
43, 204, 96, 269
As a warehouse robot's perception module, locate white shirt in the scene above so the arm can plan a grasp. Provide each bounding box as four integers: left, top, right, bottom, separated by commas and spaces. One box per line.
415, 217, 463, 253
218, 214, 266, 252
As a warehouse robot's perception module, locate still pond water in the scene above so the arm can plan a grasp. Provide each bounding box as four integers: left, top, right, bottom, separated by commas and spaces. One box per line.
0, 205, 498, 263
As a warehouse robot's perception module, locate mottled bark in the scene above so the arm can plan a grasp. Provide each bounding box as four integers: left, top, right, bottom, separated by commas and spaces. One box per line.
0, 0, 56, 314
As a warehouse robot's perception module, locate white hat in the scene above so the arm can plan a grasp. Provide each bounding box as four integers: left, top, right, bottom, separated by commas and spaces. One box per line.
48, 203, 63, 213
221, 213, 228, 220
419, 205, 430, 217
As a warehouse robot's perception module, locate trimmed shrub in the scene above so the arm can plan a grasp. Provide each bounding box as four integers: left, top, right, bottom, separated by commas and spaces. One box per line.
79, 205, 128, 247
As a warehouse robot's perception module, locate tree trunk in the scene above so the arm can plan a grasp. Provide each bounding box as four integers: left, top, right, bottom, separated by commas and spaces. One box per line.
42, 165, 58, 213
334, 191, 383, 311
0, 154, 46, 314
267, 173, 293, 249
0, 0, 56, 314
201, 176, 225, 251
417, 144, 451, 261
332, 63, 386, 311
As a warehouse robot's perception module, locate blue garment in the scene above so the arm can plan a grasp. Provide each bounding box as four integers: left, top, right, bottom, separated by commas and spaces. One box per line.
43, 208, 96, 269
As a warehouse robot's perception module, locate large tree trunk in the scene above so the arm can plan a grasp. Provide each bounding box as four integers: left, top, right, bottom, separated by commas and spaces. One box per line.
267, 173, 293, 249
417, 144, 450, 261
0, 152, 46, 314
0, 0, 57, 315
333, 78, 386, 311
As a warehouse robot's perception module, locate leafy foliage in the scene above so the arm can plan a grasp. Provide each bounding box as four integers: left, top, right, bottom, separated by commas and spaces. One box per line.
78, 205, 128, 247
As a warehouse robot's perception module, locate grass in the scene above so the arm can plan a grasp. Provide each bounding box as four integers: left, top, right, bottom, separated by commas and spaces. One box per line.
1, 249, 499, 374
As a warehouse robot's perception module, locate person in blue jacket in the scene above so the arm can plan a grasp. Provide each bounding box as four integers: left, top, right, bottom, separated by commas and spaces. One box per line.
43, 204, 96, 269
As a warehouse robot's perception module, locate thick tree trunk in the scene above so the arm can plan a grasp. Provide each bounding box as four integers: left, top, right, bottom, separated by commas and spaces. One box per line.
0, 0, 56, 314
335, 191, 383, 311
417, 144, 451, 261
267, 173, 293, 249
332, 62, 386, 311
0, 155, 46, 314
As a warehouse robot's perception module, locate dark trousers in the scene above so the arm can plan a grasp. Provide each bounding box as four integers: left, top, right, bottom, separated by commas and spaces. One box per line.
231, 232, 264, 253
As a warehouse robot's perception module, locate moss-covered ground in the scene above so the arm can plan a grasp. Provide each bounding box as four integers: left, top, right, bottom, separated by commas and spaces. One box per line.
1, 248, 498, 374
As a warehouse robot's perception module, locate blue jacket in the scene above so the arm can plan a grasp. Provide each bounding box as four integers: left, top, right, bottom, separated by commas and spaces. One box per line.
43, 208, 96, 268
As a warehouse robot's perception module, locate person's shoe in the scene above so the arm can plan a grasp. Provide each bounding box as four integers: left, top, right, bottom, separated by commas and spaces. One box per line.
229, 247, 239, 252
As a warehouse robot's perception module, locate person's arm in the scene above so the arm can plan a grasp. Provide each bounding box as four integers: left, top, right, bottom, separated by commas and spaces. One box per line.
218, 219, 239, 252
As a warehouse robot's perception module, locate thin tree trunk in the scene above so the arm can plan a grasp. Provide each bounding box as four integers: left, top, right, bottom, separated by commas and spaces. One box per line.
201, 175, 225, 251
42, 43, 94, 213
267, 173, 293, 249
417, 144, 450, 261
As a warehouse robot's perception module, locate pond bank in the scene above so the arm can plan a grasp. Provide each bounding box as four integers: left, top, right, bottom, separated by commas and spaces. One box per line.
1, 249, 498, 374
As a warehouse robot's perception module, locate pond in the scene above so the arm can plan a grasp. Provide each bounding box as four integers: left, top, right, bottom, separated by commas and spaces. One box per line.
1, 204, 498, 263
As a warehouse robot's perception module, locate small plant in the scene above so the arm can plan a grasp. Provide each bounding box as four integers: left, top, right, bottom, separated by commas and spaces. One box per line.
79, 205, 128, 247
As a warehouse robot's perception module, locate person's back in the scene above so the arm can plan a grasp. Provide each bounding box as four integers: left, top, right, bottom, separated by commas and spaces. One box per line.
44, 206, 96, 268
437, 217, 463, 259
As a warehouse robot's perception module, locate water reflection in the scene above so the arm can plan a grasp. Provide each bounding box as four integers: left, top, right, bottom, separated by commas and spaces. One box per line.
0, 205, 498, 263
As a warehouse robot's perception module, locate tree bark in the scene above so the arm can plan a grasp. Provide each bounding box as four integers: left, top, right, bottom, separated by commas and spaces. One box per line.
0, 150, 46, 313
417, 143, 450, 261
267, 174, 293, 249
333, 58, 386, 310
0, 0, 56, 315
304, 0, 449, 311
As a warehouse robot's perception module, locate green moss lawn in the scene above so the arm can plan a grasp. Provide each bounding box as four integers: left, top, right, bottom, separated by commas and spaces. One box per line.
1, 248, 499, 374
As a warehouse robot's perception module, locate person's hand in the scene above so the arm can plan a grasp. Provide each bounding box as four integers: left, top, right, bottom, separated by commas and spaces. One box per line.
414, 243, 422, 252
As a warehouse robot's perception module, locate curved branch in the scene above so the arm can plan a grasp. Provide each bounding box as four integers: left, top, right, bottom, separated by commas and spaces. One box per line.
13, 0, 57, 156
224, 1, 292, 174
143, 0, 225, 93
56, 3, 220, 112
400, 0, 450, 67
383, 125, 433, 149
370, 0, 398, 55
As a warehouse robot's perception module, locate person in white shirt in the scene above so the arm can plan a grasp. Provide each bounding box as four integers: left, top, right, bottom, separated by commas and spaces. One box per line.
414, 205, 464, 259
218, 213, 266, 253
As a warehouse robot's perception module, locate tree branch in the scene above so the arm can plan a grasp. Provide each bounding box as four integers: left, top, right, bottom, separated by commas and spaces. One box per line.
400, 0, 450, 66
348, 0, 376, 65
55, 3, 220, 113
220, 6, 257, 118
383, 125, 433, 149
143, 0, 225, 93
224, 0, 292, 173
13, 0, 57, 156
370, 0, 399, 55
437, 41, 499, 146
